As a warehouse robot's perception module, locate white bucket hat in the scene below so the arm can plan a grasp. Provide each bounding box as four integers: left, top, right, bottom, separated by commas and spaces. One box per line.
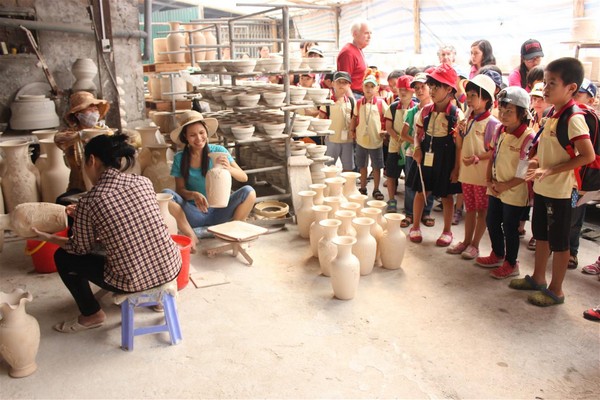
466, 74, 497, 101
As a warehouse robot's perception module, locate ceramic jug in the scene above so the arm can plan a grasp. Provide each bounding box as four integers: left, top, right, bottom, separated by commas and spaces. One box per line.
296, 190, 316, 239
330, 236, 360, 300
156, 193, 178, 235
348, 194, 368, 210
0, 140, 40, 212
309, 205, 331, 258
317, 219, 341, 277
367, 200, 388, 230
0, 202, 67, 247
352, 217, 377, 275
166, 22, 186, 63
323, 196, 341, 219
206, 153, 232, 208
142, 144, 175, 192
153, 37, 169, 63
380, 213, 407, 270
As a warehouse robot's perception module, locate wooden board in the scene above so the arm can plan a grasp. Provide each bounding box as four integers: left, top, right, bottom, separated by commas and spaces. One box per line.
207, 221, 268, 242
143, 62, 190, 73
145, 100, 192, 111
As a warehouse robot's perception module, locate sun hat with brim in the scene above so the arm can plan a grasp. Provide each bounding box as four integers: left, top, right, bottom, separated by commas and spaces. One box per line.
410, 72, 428, 88
498, 86, 530, 110
170, 110, 218, 145
465, 74, 496, 101
530, 82, 544, 98
363, 75, 379, 86
427, 63, 458, 91
65, 91, 110, 126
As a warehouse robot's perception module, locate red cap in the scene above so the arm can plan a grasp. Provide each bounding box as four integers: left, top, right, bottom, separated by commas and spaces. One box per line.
396, 75, 414, 91
427, 63, 458, 90
301, 73, 316, 78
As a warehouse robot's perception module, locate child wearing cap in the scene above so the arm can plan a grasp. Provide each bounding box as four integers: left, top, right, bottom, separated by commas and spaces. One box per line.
574, 78, 598, 106
384, 75, 416, 212
508, 39, 544, 91
510, 57, 595, 307
352, 69, 389, 199
529, 82, 549, 131
385, 70, 405, 104
320, 71, 357, 171
476, 87, 535, 279
298, 73, 320, 118
448, 74, 500, 260
405, 64, 465, 246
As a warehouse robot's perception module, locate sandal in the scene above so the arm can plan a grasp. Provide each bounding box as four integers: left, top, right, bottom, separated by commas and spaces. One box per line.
401, 215, 413, 228
436, 231, 453, 247
358, 187, 368, 195
421, 215, 435, 227
54, 318, 104, 334
409, 227, 422, 243
372, 189, 384, 200
528, 288, 565, 307
568, 255, 578, 270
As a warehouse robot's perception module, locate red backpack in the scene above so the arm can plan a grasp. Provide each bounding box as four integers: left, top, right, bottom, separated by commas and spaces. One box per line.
356, 97, 386, 131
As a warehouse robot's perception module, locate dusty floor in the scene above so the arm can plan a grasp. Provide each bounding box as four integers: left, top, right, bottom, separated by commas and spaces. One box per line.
1, 198, 599, 399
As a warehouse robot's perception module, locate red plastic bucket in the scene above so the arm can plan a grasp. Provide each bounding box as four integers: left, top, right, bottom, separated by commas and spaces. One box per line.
171, 234, 192, 290
25, 229, 69, 274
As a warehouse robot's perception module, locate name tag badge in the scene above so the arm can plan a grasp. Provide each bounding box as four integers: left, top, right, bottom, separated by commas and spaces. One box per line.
341, 129, 348, 141
424, 151, 434, 167
515, 159, 529, 179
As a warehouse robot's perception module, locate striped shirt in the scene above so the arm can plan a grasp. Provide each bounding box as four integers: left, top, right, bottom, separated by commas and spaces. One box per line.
64, 168, 181, 292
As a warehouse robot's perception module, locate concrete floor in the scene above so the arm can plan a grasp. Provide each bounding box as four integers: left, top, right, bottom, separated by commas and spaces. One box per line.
1, 198, 599, 399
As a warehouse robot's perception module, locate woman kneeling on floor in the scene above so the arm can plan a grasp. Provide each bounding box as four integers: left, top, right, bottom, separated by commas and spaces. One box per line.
34, 134, 182, 332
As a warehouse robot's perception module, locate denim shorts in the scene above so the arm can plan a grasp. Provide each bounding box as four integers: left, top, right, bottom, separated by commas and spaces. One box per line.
355, 145, 384, 169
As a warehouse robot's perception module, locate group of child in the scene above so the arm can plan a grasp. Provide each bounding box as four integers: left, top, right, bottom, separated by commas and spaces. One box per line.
320, 56, 598, 309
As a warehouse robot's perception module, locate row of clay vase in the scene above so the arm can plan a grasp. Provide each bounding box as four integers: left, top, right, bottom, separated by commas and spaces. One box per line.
0, 288, 40, 378
164, 22, 216, 63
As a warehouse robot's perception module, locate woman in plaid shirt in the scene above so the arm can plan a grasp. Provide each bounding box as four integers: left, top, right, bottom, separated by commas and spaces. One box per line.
34, 134, 182, 333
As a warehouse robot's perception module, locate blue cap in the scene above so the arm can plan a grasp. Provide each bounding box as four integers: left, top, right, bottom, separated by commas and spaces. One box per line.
480, 69, 503, 89
579, 78, 597, 98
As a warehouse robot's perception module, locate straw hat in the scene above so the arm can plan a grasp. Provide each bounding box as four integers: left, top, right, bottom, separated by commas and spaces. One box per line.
169, 110, 218, 145
65, 91, 110, 126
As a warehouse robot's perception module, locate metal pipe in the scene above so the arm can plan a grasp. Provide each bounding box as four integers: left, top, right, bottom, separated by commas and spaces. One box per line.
0, 17, 147, 39
237, 3, 332, 10
142, 0, 152, 61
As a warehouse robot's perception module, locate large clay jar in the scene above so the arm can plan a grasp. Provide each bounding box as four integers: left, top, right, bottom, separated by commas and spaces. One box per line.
380, 213, 407, 270
348, 194, 368, 210
142, 144, 175, 192
352, 217, 377, 275
203, 28, 217, 61
367, 200, 388, 230
323, 196, 341, 219
330, 236, 360, 300
309, 205, 331, 258
324, 177, 346, 203
0, 140, 40, 212
0, 288, 40, 378
317, 219, 341, 277
71, 58, 98, 92
166, 22, 186, 63
334, 209, 356, 238
309, 183, 326, 205
156, 193, 177, 234
360, 207, 384, 267
296, 190, 316, 239
190, 24, 206, 62
136, 126, 161, 171
206, 153, 232, 208
153, 37, 169, 63
341, 171, 361, 198
37, 139, 69, 203
0, 202, 67, 243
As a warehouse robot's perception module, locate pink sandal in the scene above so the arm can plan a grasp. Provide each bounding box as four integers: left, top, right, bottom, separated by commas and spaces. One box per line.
436, 231, 453, 247
409, 227, 422, 243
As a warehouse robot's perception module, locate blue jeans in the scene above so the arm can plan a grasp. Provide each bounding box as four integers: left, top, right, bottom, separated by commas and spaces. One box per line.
486, 195, 526, 265
163, 186, 254, 228
404, 156, 433, 217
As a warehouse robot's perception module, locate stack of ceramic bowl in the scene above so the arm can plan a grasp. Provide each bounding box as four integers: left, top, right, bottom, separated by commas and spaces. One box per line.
237, 93, 261, 107
310, 118, 332, 133
263, 122, 286, 137
292, 116, 312, 135
290, 140, 307, 156
231, 125, 255, 141
255, 57, 283, 73
306, 88, 330, 103
226, 59, 257, 73
10, 95, 59, 130
303, 57, 327, 71
306, 144, 327, 159
262, 91, 286, 107
289, 86, 307, 102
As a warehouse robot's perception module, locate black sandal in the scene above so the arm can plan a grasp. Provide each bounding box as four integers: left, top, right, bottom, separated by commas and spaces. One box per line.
372, 190, 384, 200
359, 187, 368, 195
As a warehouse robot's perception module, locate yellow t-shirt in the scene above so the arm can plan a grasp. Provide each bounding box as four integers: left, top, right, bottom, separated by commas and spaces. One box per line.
318, 97, 355, 144
534, 111, 589, 199
490, 125, 535, 207
415, 104, 465, 138
384, 102, 411, 153
355, 98, 389, 150
458, 115, 495, 186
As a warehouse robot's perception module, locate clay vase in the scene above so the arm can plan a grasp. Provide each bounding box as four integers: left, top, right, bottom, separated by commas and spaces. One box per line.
0, 202, 67, 243
367, 200, 388, 230
339, 201, 362, 216
323, 196, 341, 219
330, 236, 360, 300
348, 194, 368, 210
156, 193, 177, 234
317, 219, 341, 277
136, 126, 161, 172
142, 144, 175, 192
309, 205, 331, 258
71, 58, 98, 92
206, 153, 232, 208
352, 217, 377, 275
321, 165, 340, 179
360, 207, 384, 267
0, 288, 40, 378
309, 183, 326, 205
190, 24, 206, 62
341, 171, 361, 198
334, 209, 356, 238
0, 140, 40, 212
153, 37, 169, 63
324, 177, 346, 203
32, 129, 58, 143
166, 22, 186, 63
203, 28, 217, 61
296, 190, 316, 239
380, 213, 407, 270
37, 139, 69, 203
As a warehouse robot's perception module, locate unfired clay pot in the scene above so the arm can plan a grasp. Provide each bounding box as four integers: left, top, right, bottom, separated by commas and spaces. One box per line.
324, 177, 346, 203
309, 205, 331, 258
335, 209, 356, 238
296, 190, 316, 239
0, 288, 40, 378
156, 193, 177, 235
348, 194, 368, 210
142, 144, 175, 192
380, 213, 407, 270
136, 126, 161, 171
153, 37, 169, 63
341, 171, 361, 198
166, 22, 186, 63
36, 139, 69, 203
352, 217, 377, 276
361, 208, 384, 267
330, 236, 360, 300
71, 58, 98, 92
309, 183, 326, 205
206, 153, 232, 208
203, 29, 217, 60
317, 219, 341, 277
0, 140, 40, 212
323, 196, 341, 219
0, 202, 67, 241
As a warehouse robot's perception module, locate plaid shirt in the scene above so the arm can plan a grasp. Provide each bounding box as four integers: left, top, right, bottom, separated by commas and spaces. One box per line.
64, 168, 181, 292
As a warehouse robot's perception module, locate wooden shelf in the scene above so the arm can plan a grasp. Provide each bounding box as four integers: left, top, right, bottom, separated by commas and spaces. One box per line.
143, 62, 191, 74
145, 99, 191, 111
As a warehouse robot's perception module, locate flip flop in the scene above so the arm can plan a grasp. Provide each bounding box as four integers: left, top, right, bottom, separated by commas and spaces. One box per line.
508, 274, 547, 291
528, 288, 565, 307
401, 215, 413, 228
54, 318, 104, 334
421, 215, 435, 227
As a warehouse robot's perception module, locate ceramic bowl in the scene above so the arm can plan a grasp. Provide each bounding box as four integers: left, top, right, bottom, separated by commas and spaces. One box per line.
310, 118, 332, 132
228, 59, 257, 73
262, 91, 286, 106
289, 58, 302, 71
237, 93, 261, 107
231, 125, 255, 140
289, 86, 307, 102
292, 117, 312, 133
306, 88, 330, 103
221, 93, 238, 107
263, 122, 286, 136
303, 57, 327, 70
256, 57, 283, 72
291, 148, 306, 156
307, 144, 327, 158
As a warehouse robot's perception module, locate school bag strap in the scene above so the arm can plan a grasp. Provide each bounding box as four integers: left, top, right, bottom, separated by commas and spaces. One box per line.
356, 97, 385, 130
421, 103, 459, 140
325, 96, 355, 119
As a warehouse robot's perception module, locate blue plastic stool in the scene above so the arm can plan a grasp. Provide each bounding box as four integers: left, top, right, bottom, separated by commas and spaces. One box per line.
118, 284, 182, 351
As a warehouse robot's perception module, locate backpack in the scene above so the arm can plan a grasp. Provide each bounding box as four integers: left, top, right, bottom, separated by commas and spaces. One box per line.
325, 96, 355, 120
420, 103, 459, 141
554, 103, 600, 191
356, 97, 386, 131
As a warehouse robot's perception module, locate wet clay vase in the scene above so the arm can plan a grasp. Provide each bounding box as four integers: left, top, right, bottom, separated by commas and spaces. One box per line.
309, 183, 326, 205
341, 171, 361, 199
323, 196, 341, 219
0, 140, 40, 212
166, 22, 186, 63
334, 210, 356, 238
71, 58, 98, 93
317, 219, 341, 277
203, 28, 217, 60
330, 236, 360, 300
361, 208, 384, 267
156, 193, 177, 235
142, 144, 175, 192
37, 139, 69, 203
136, 126, 161, 171
348, 194, 368, 210
296, 190, 316, 239
352, 217, 377, 275
206, 153, 232, 208
0, 288, 40, 378
309, 205, 331, 258
324, 177, 346, 203
380, 213, 407, 270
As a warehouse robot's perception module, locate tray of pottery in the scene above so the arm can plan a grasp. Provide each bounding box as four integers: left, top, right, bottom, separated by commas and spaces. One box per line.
207, 220, 269, 242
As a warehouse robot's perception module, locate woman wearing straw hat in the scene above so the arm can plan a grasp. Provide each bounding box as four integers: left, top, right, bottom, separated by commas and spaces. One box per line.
54, 91, 111, 204
164, 111, 256, 238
